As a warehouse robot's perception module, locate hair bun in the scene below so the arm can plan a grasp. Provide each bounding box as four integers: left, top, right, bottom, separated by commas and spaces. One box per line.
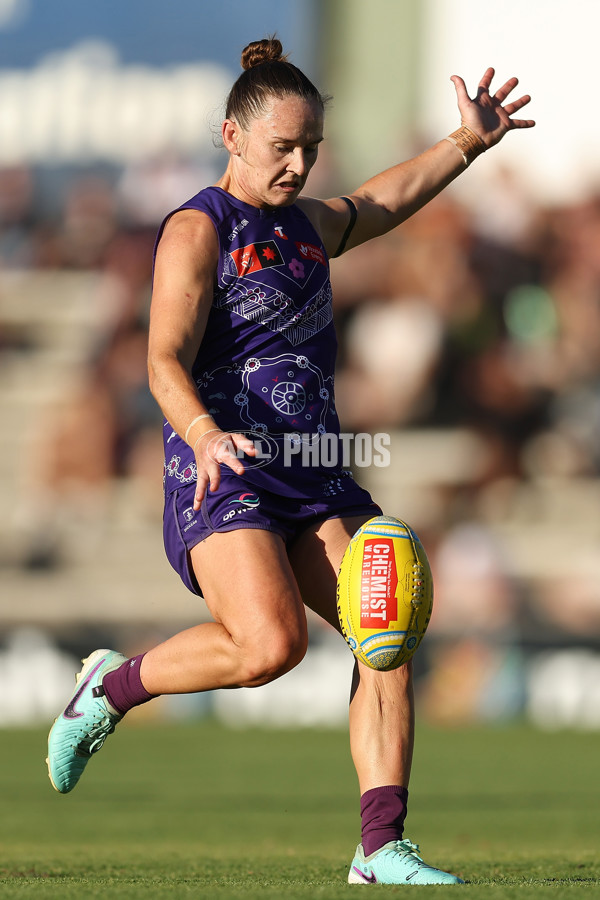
241, 37, 286, 71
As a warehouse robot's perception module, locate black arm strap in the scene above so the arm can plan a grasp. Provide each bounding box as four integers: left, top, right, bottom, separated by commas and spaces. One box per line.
332, 196, 358, 258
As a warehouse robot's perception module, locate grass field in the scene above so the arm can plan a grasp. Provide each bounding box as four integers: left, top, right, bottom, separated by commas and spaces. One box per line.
0, 719, 599, 897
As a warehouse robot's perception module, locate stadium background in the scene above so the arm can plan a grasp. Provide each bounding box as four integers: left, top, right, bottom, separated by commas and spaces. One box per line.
1, 0, 599, 733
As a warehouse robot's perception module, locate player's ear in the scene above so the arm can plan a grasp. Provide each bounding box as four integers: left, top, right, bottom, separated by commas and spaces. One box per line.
222, 119, 242, 156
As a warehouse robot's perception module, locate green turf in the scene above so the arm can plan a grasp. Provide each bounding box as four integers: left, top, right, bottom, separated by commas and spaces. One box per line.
0, 719, 599, 897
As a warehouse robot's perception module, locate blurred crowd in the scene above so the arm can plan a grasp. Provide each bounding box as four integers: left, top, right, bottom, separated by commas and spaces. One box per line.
333, 168, 600, 472
1, 149, 600, 727
0, 156, 214, 555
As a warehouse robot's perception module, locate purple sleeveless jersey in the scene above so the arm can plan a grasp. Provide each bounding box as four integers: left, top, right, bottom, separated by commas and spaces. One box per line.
155, 186, 346, 500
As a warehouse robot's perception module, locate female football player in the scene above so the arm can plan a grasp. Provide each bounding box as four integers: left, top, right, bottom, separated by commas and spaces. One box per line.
48, 36, 534, 885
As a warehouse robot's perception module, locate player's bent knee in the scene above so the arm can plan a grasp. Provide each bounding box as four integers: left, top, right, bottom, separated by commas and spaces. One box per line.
241, 631, 308, 687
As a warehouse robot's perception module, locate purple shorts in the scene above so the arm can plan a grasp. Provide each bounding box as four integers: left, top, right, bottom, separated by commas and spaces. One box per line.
163, 469, 381, 595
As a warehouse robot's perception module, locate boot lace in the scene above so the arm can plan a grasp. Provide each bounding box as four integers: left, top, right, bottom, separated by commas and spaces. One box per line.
75, 713, 118, 757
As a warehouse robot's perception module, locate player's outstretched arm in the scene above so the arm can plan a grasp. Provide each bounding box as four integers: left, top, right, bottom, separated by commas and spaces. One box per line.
307, 68, 534, 256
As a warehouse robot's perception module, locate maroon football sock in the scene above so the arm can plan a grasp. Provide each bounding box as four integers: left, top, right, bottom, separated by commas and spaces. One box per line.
360, 785, 409, 857
101, 653, 155, 715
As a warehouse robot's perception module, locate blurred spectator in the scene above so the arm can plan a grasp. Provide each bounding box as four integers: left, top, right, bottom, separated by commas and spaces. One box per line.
117, 153, 219, 227
59, 175, 119, 269
417, 521, 525, 725
0, 165, 36, 266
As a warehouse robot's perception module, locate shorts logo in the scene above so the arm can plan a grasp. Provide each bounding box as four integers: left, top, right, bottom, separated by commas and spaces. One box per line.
228, 492, 260, 508
222, 492, 261, 522
183, 507, 195, 523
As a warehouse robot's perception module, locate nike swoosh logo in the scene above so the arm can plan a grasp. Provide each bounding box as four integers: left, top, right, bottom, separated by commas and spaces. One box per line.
353, 867, 377, 883
63, 658, 107, 719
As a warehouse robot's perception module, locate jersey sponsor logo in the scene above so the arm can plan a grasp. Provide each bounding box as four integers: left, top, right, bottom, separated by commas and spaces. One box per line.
230, 240, 284, 276
295, 241, 326, 266
360, 538, 398, 629
274, 225, 288, 240
228, 218, 250, 242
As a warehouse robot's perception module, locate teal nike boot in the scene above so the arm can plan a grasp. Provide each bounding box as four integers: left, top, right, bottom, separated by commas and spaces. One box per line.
47, 649, 127, 793
348, 839, 464, 885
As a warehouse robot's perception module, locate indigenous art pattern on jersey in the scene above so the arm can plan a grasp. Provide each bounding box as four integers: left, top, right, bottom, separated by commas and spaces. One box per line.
153, 187, 344, 498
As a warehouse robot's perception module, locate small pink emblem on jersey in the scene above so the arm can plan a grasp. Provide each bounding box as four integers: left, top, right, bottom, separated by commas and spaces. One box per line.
289, 258, 305, 279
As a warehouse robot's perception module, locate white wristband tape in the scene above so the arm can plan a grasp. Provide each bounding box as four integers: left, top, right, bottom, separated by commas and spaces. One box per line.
184, 414, 212, 445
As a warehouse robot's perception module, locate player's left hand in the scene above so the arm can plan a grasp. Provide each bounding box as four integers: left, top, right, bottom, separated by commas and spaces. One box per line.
451, 67, 535, 149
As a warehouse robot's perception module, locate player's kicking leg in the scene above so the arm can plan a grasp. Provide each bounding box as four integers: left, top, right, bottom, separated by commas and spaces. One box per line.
48, 529, 307, 794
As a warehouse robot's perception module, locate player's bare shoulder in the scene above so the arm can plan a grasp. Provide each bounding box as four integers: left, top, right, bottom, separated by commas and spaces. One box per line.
161, 208, 218, 251
156, 208, 219, 275
297, 195, 356, 259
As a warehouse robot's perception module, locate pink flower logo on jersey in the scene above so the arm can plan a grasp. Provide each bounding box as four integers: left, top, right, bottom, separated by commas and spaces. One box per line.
288, 258, 305, 279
